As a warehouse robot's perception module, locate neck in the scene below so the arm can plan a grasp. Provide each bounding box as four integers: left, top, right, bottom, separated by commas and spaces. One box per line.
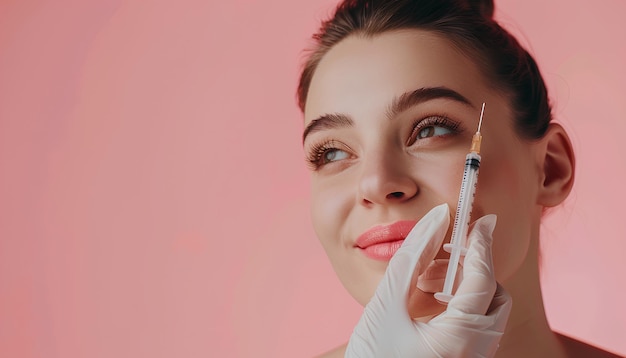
495, 229, 567, 358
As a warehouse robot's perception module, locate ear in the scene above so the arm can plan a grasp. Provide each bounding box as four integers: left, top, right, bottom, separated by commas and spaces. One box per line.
536, 123, 576, 207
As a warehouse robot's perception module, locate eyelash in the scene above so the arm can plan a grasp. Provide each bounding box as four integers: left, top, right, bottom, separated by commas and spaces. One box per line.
305, 139, 347, 170
305, 115, 461, 170
407, 115, 461, 145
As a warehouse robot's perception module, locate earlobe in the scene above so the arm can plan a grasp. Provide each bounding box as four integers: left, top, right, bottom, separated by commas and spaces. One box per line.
537, 123, 576, 207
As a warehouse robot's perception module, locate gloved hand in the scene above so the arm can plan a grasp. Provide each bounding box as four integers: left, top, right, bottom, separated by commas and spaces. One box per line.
345, 203, 512, 358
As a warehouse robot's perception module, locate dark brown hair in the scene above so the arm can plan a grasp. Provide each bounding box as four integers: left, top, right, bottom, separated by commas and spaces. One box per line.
297, 0, 552, 139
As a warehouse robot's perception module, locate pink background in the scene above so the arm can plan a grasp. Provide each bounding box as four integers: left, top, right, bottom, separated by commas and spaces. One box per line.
1, 0, 625, 357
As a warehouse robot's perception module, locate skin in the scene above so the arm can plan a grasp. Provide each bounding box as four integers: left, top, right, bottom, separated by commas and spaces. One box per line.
300, 30, 614, 357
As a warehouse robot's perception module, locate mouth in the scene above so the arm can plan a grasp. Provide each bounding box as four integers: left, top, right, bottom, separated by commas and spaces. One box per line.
355, 220, 417, 261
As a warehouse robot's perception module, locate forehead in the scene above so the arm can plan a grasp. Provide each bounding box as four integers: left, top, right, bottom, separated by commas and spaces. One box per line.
304, 30, 492, 123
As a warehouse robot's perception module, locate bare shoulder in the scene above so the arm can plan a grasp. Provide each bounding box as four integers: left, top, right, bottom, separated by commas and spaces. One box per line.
314, 343, 347, 358
557, 333, 624, 358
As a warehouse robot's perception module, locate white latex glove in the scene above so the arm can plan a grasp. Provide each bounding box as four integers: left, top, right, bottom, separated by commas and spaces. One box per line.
345, 203, 512, 358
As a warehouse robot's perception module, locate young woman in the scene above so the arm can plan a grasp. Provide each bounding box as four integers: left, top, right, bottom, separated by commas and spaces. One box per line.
297, 0, 622, 356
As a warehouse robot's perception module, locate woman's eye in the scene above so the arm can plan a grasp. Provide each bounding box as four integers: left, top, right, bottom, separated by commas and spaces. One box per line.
306, 140, 352, 170
322, 149, 349, 163
408, 116, 460, 145
417, 125, 453, 139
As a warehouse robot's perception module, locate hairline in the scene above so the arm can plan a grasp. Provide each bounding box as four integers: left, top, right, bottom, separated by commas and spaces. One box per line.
302, 27, 516, 116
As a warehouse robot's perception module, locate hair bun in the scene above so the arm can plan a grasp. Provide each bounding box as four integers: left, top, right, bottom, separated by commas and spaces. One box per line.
465, 0, 494, 19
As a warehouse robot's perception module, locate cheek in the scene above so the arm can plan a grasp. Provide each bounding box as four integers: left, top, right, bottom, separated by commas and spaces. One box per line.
475, 148, 539, 282
310, 174, 382, 306
310, 177, 353, 250
415, 151, 467, 203
309, 175, 358, 278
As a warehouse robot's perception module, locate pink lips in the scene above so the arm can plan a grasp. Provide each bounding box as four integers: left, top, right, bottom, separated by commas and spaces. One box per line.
355, 220, 418, 260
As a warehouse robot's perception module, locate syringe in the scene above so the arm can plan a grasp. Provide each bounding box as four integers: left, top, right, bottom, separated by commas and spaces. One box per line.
434, 103, 485, 304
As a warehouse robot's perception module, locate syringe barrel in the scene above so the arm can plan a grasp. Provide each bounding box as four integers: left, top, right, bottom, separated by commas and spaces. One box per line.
441, 151, 481, 297
452, 152, 481, 247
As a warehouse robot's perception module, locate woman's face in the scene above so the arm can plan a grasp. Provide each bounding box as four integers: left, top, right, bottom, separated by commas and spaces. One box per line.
303, 30, 544, 313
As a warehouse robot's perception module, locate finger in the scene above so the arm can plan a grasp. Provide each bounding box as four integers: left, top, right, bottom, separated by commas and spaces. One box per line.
374, 204, 450, 304
416, 259, 449, 293
447, 214, 497, 315
487, 283, 513, 333
395, 203, 450, 290
431, 282, 512, 355
408, 259, 450, 320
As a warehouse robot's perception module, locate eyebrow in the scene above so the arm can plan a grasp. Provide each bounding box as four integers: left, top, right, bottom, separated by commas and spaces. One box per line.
302, 86, 474, 144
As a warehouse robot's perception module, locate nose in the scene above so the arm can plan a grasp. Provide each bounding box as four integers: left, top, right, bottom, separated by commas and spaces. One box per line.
358, 150, 418, 206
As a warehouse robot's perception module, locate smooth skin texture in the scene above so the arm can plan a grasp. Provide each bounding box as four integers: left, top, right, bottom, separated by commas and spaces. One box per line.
302, 30, 615, 357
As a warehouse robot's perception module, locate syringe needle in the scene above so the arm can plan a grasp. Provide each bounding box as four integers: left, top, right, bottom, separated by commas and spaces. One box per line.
477, 102, 485, 133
